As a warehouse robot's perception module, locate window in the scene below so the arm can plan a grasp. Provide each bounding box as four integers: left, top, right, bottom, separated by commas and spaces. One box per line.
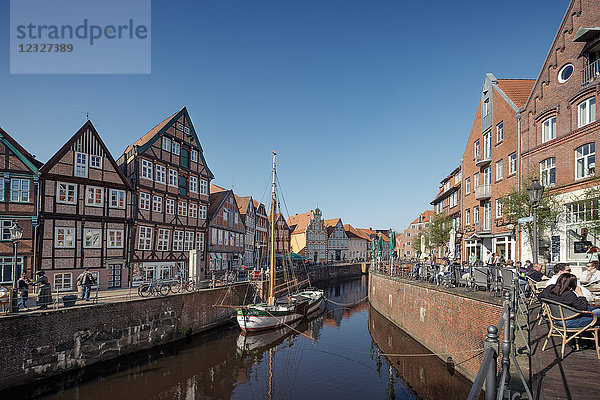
200, 179, 207, 195
1, 220, 13, 241
173, 231, 184, 251
156, 165, 166, 184
474, 207, 480, 224
86, 186, 104, 207
57, 182, 77, 204
566, 199, 599, 224
558, 63, 574, 83
184, 231, 194, 251
496, 198, 503, 218
157, 229, 170, 251
496, 121, 503, 142
541, 116, 556, 143
74, 152, 88, 178
474, 140, 480, 159
200, 205, 207, 219
189, 203, 197, 218
509, 152, 517, 175
449, 191, 458, 208
465, 209, 471, 225
196, 232, 204, 251
162, 137, 171, 152
540, 158, 556, 187
483, 166, 491, 185
138, 226, 153, 250
0, 178, 4, 201
177, 122, 184, 131
139, 192, 151, 210
223, 209, 228, 222
10, 179, 30, 202
152, 195, 163, 212
211, 228, 217, 245
218, 229, 223, 245
577, 97, 596, 128
465, 177, 471, 194
172, 142, 181, 155
141, 159, 153, 180
495, 159, 503, 181
54, 273, 73, 291
90, 155, 102, 169
56, 227, 75, 248
178, 201, 187, 216
0, 256, 23, 284
189, 176, 198, 193
483, 131, 491, 159
169, 169, 178, 186
84, 228, 102, 248
166, 199, 175, 214
191, 149, 198, 162
109, 189, 126, 208
483, 98, 490, 116
224, 231, 229, 246
234, 213, 239, 224
575, 143, 595, 179
474, 173, 479, 189
107, 229, 124, 248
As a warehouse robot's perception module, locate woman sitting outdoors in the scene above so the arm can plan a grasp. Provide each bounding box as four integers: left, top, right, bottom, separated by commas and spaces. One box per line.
539, 273, 599, 328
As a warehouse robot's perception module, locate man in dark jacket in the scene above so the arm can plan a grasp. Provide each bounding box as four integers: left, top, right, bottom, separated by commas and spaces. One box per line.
77, 269, 96, 301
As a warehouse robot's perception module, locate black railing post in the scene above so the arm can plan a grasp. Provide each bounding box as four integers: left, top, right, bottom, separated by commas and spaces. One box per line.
502, 291, 512, 386
484, 325, 499, 400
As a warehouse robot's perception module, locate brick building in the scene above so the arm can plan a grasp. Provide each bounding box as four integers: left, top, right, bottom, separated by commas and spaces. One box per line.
288, 207, 327, 263
118, 108, 212, 283
252, 199, 269, 268
430, 166, 462, 261
324, 218, 349, 261
461, 74, 534, 264
207, 185, 246, 275
234, 195, 256, 267
396, 211, 434, 259
38, 121, 133, 290
268, 213, 291, 256
519, 0, 600, 266
0, 128, 43, 283
344, 224, 369, 261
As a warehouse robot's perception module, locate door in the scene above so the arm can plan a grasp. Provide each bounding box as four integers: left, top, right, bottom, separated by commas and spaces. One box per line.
108, 263, 122, 288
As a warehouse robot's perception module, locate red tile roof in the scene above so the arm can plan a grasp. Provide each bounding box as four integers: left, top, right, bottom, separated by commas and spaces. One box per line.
210, 183, 228, 193
125, 109, 181, 153
235, 195, 253, 215
344, 224, 370, 240
496, 79, 535, 108
287, 211, 314, 234
324, 218, 341, 227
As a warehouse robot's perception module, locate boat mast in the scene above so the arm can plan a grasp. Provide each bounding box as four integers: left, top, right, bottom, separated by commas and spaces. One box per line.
268, 152, 277, 306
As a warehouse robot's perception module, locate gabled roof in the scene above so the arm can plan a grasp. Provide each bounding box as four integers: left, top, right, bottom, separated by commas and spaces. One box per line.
207, 190, 230, 219
287, 211, 314, 234
210, 183, 228, 193
40, 120, 131, 188
324, 218, 341, 227
409, 210, 434, 226
496, 79, 535, 108
0, 127, 43, 172
124, 107, 214, 178
235, 195, 253, 216
344, 224, 370, 240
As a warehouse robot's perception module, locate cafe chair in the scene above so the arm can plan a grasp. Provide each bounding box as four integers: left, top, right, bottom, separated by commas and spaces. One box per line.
541, 299, 599, 359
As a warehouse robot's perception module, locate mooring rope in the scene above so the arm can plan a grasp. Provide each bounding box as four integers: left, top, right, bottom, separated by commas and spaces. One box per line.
324, 296, 368, 307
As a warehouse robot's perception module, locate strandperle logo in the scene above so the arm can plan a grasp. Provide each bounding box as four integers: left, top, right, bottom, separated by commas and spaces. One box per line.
15, 19, 149, 46
10, 0, 151, 74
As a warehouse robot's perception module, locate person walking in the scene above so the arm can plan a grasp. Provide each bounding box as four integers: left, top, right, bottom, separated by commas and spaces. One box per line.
32, 271, 52, 309
77, 268, 96, 301
17, 273, 31, 310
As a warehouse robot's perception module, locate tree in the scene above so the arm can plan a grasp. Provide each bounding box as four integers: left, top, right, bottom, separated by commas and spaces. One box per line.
573, 178, 600, 241
411, 229, 429, 257
428, 213, 451, 249
502, 173, 561, 248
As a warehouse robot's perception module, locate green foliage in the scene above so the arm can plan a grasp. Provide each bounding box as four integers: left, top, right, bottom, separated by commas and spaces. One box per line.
428, 213, 451, 247
575, 178, 600, 237
411, 229, 429, 256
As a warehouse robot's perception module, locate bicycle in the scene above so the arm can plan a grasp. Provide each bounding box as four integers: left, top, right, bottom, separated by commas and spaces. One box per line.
137, 280, 170, 297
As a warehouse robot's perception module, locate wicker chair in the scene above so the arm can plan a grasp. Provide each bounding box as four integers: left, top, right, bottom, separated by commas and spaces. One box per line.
541, 299, 599, 359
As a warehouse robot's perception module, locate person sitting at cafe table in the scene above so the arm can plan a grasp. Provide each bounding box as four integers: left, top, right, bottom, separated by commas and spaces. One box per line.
539, 273, 600, 327
527, 263, 547, 282
580, 261, 600, 285
547, 263, 594, 301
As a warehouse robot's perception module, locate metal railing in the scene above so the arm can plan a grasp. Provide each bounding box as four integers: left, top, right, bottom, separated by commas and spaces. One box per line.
582, 59, 600, 86
475, 184, 492, 200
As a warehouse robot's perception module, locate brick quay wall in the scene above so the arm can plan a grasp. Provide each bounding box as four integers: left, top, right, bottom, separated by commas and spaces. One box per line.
368, 271, 503, 382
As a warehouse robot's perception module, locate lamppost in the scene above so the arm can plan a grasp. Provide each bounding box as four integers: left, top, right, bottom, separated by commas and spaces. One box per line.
9, 222, 24, 313
526, 179, 544, 264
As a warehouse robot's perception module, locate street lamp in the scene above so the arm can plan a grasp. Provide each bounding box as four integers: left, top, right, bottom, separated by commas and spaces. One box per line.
526, 179, 544, 264
9, 222, 24, 313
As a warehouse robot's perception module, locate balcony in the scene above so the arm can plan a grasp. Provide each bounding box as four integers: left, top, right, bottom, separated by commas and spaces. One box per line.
475, 152, 492, 167
474, 219, 492, 233
582, 59, 600, 86
475, 184, 492, 200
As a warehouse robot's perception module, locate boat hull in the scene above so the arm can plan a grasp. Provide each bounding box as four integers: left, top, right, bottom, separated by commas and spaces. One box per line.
237, 290, 324, 332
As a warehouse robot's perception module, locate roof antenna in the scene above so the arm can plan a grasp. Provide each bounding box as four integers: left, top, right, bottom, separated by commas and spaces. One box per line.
86, 112, 89, 121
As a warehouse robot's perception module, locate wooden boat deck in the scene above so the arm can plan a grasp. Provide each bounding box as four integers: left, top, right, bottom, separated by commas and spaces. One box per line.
529, 303, 600, 400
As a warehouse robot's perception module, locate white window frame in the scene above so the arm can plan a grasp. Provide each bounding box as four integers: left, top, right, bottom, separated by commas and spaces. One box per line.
172, 142, 181, 156
495, 159, 503, 181
84, 228, 102, 248
173, 230, 184, 251
474, 140, 480, 159
57, 182, 77, 204
509, 152, 517, 175
54, 273, 73, 291
90, 155, 102, 169
169, 169, 178, 187
189, 176, 198, 193
10, 179, 30, 203
496, 198, 503, 218
152, 195, 163, 213
577, 97, 596, 128
496, 121, 503, 143
541, 116, 556, 143
200, 179, 207, 195
178, 201, 187, 217
141, 159, 153, 181
189, 203, 197, 218
575, 143, 596, 180
85, 186, 104, 207
138, 226, 153, 250
107, 229, 124, 248
196, 232, 204, 251
474, 207, 480, 224
74, 152, 88, 178
162, 137, 171, 152
157, 229, 170, 251
166, 199, 175, 215
55, 227, 75, 248
184, 231, 194, 251
191, 149, 198, 162
109, 189, 126, 209
200, 204, 207, 219
139, 192, 151, 210
465, 177, 470, 194
540, 157, 556, 187
156, 165, 166, 184
465, 209, 471, 225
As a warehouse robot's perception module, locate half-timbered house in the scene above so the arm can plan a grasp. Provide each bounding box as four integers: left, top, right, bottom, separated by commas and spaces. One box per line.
235, 195, 256, 267
38, 121, 133, 290
0, 128, 43, 283
253, 199, 269, 268
118, 108, 212, 284
208, 187, 245, 276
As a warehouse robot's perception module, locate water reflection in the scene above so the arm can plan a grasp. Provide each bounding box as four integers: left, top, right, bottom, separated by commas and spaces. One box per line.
24, 276, 472, 400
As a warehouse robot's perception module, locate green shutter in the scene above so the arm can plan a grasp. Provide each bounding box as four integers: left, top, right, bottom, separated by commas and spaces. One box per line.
180, 148, 189, 169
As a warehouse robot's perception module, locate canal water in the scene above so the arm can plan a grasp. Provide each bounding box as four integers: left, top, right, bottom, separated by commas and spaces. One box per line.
30, 276, 473, 400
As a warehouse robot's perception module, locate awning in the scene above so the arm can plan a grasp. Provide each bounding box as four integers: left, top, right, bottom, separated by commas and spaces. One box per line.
573, 27, 600, 42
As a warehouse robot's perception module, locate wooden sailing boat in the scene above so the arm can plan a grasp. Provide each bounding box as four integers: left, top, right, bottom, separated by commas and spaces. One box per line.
236, 152, 324, 332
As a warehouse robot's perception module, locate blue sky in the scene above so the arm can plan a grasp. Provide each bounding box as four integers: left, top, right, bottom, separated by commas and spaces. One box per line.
0, 0, 569, 231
